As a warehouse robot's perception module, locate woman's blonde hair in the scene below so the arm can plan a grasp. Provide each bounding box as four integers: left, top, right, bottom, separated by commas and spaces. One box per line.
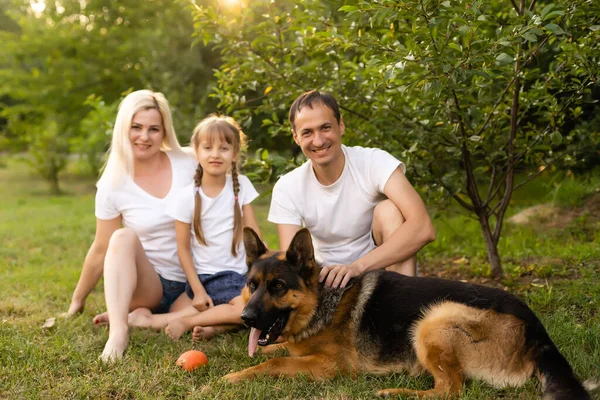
97, 90, 184, 189
191, 115, 247, 256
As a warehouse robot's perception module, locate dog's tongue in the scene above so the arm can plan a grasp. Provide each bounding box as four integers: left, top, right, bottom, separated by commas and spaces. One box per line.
248, 327, 262, 357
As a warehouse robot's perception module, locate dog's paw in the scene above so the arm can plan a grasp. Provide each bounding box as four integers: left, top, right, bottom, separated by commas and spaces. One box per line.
221, 371, 245, 384
376, 388, 410, 397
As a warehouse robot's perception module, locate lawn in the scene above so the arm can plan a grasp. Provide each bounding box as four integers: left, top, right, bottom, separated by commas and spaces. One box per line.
1, 158, 599, 399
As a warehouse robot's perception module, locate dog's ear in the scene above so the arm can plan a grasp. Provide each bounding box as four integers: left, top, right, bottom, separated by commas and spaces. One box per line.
286, 228, 315, 270
243, 227, 267, 267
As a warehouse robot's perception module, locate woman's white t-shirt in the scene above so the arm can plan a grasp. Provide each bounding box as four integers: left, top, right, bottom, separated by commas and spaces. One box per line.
95, 151, 197, 282
167, 175, 259, 276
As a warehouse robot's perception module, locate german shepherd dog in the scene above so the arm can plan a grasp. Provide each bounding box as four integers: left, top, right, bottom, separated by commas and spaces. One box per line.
223, 228, 592, 399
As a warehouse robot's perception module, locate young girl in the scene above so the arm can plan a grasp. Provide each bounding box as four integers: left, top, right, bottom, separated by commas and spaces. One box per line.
128, 114, 262, 341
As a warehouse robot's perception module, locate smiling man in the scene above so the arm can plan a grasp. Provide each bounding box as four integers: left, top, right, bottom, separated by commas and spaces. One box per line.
268, 90, 436, 288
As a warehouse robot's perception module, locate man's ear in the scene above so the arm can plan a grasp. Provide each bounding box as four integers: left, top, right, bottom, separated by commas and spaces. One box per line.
339, 116, 345, 136
292, 129, 300, 146
286, 228, 315, 270
243, 227, 267, 267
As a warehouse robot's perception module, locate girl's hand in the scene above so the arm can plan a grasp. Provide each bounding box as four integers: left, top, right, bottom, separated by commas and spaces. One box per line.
192, 290, 214, 312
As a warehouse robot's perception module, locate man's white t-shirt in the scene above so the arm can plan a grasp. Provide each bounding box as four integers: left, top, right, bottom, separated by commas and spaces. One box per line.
95, 150, 197, 282
268, 145, 403, 266
167, 175, 259, 276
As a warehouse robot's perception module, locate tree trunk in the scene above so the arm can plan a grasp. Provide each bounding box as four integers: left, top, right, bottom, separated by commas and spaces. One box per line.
478, 215, 503, 278
49, 165, 61, 195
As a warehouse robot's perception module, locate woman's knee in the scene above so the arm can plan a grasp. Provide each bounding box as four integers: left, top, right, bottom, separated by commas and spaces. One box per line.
105, 228, 140, 268
107, 228, 138, 249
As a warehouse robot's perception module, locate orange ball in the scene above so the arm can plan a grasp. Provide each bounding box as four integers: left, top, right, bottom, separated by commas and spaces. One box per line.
176, 350, 208, 371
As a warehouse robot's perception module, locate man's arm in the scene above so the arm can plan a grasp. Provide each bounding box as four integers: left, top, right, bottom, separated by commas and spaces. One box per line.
320, 167, 436, 288
277, 224, 303, 251
355, 167, 436, 272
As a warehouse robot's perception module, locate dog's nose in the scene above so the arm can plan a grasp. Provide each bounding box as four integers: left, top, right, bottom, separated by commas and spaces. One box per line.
241, 308, 257, 327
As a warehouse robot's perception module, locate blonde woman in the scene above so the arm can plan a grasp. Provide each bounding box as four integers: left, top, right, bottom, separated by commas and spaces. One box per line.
65, 90, 196, 361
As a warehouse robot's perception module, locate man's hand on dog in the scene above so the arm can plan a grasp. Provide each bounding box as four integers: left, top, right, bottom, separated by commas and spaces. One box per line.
319, 263, 362, 288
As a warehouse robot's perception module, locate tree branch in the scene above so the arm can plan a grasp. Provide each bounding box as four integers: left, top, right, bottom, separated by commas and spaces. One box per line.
419, 0, 440, 53
338, 105, 371, 122
492, 41, 521, 242
512, 152, 569, 192
484, 163, 498, 205
510, 0, 521, 15
428, 163, 475, 212
452, 90, 484, 214
475, 35, 549, 138
528, 0, 537, 11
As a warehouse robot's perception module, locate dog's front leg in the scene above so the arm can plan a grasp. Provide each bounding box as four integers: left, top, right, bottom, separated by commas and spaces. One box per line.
260, 341, 289, 355
222, 355, 335, 383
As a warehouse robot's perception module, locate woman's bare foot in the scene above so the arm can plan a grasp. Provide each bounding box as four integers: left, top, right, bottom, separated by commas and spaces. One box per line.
164, 319, 187, 341
192, 325, 226, 341
100, 327, 129, 363
127, 308, 153, 328
93, 311, 109, 326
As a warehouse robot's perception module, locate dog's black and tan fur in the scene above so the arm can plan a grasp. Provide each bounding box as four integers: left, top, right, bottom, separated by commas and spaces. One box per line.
223, 228, 591, 399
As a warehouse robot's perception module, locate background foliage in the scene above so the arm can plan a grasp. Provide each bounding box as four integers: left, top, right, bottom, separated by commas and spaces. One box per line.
0, 0, 219, 191
0, 1, 599, 397
0, 0, 598, 270
191, 0, 600, 275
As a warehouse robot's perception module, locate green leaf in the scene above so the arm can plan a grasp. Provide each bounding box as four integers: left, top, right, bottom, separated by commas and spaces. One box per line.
496, 53, 514, 64
448, 43, 463, 52
540, 4, 555, 20
522, 32, 538, 42
543, 10, 564, 21
550, 131, 562, 145
544, 23, 565, 35
338, 5, 358, 12
530, 27, 544, 35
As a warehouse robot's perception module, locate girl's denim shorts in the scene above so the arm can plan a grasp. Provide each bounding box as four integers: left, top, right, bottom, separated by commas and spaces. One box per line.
185, 270, 246, 306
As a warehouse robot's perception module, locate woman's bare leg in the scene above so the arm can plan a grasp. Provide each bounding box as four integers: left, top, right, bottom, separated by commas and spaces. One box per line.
100, 228, 162, 362
95, 293, 194, 328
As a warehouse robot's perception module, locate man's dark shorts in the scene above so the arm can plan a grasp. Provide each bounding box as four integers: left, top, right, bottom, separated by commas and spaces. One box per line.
153, 275, 187, 314
185, 270, 247, 306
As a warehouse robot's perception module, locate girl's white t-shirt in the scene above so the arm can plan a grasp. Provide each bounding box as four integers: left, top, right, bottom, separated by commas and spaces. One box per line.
167, 175, 259, 275
95, 151, 197, 282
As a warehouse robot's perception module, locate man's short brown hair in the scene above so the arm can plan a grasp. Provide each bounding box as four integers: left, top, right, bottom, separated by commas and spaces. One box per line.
289, 90, 341, 131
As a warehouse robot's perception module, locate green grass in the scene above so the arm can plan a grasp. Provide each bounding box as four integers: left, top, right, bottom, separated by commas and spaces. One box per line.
1, 158, 599, 399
